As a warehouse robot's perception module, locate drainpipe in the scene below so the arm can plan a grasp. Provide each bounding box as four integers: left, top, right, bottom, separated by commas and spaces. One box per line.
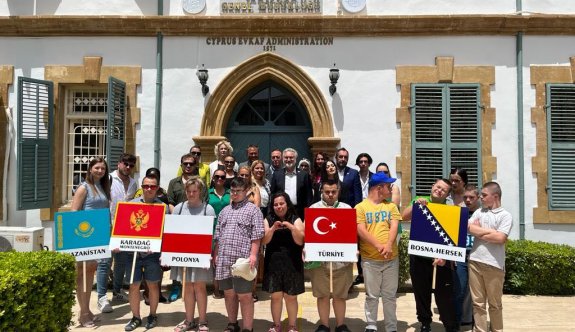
154, 0, 164, 168
516, 0, 526, 240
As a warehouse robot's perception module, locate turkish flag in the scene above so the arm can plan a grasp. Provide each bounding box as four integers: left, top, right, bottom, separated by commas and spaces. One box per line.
305, 207, 357, 244
112, 202, 166, 239
304, 207, 357, 262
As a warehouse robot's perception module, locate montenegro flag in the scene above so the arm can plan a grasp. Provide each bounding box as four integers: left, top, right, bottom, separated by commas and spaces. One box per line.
112, 202, 166, 239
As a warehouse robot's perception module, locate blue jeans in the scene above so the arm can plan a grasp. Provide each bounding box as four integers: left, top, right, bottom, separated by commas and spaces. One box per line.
453, 256, 473, 324
113, 251, 130, 293
96, 258, 111, 299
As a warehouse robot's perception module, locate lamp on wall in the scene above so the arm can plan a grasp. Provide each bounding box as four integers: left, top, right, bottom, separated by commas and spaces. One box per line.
196, 64, 209, 96
329, 63, 340, 96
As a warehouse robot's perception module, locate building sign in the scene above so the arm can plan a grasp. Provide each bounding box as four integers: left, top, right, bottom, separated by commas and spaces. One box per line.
221, 0, 321, 14
206, 36, 333, 52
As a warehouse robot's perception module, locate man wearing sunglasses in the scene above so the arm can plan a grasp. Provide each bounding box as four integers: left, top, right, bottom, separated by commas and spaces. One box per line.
168, 153, 199, 209
124, 174, 166, 331
96, 153, 139, 314
176, 145, 210, 187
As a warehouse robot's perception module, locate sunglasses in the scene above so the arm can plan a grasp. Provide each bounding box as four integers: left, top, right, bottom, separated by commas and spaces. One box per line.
182, 162, 195, 167
213, 175, 226, 180
224, 161, 235, 164
142, 184, 158, 190
123, 161, 135, 168
190, 151, 201, 156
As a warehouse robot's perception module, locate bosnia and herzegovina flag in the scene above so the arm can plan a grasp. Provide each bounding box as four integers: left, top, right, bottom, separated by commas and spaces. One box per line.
408, 202, 469, 262
109, 202, 166, 252
160, 215, 214, 268
53, 208, 111, 261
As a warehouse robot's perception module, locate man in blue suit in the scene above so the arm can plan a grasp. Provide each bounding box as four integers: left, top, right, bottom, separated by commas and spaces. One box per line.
335, 148, 362, 207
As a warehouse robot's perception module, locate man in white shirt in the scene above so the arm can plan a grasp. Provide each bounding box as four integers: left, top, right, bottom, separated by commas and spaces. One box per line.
468, 182, 513, 332
309, 179, 353, 332
100, 153, 138, 311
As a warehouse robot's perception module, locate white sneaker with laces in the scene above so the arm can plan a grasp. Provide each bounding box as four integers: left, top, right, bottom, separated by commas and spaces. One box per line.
98, 296, 113, 313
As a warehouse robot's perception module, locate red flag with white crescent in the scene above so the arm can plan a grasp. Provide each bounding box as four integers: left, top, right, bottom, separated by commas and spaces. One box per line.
304, 207, 357, 262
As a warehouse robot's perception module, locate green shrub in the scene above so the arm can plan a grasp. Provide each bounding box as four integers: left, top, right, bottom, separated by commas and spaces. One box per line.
0, 251, 76, 330
398, 231, 410, 288
504, 239, 575, 295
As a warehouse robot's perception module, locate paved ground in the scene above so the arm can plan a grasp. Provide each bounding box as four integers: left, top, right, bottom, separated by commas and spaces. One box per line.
71, 278, 575, 332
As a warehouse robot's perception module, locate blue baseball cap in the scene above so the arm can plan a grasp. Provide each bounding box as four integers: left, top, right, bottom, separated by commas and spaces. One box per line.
369, 171, 397, 187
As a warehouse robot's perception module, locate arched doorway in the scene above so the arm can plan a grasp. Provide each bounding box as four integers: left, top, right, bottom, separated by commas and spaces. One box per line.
226, 81, 312, 162
193, 52, 340, 163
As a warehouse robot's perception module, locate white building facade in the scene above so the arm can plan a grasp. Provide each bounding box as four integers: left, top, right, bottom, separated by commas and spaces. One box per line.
1, 0, 574, 246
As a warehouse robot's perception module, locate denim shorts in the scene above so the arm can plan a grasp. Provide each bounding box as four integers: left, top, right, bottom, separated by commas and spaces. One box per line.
125, 252, 162, 283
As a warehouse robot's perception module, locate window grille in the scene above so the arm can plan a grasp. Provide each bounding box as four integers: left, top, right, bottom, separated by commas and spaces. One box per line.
64, 88, 108, 201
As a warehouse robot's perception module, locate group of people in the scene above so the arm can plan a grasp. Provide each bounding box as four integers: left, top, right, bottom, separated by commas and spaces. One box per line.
70, 140, 512, 332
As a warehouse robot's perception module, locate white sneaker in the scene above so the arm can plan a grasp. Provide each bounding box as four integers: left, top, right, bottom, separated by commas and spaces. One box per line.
98, 296, 113, 313
113, 290, 129, 302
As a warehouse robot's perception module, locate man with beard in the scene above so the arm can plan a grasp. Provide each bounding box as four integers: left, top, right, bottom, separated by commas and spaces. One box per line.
335, 148, 362, 207
270, 147, 313, 220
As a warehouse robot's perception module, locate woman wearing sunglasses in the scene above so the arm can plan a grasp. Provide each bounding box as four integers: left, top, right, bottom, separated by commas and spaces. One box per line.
207, 169, 231, 299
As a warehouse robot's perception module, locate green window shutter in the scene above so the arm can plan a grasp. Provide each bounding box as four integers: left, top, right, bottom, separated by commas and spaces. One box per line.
106, 76, 127, 171
412, 85, 445, 196
17, 77, 54, 210
448, 86, 482, 187
546, 84, 575, 210
411, 84, 482, 198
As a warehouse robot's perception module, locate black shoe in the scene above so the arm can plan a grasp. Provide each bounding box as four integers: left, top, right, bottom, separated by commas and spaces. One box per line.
352, 275, 364, 286
419, 324, 431, 332
124, 316, 142, 331
315, 324, 330, 332
335, 324, 351, 332
145, 315, 158, 329
225, 322, 241, 332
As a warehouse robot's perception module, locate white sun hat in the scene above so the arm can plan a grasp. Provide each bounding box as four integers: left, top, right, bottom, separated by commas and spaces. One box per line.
230, 257, 257, 281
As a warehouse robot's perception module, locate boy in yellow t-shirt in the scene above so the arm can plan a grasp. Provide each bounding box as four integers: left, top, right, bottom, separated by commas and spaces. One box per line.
356, 172, 401, 332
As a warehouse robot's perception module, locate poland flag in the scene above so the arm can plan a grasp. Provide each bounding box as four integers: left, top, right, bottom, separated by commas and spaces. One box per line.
304, 208, 357, 262
160, 215, 214, 268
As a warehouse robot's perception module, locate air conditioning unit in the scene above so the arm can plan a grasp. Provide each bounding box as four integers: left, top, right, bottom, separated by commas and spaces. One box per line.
0, 227, 44, 252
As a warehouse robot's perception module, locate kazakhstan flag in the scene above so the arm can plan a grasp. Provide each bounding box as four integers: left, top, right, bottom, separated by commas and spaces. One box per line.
54, 209, 111, 261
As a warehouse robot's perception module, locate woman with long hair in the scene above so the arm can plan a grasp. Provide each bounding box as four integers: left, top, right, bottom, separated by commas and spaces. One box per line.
71, 157, 111, 328
237, 165, 261, 208
172, 177, 216, 332
207, 169, 230, 299
312, 152, 327, 186
251, 160, 271, 217
313, 159, 346, 203
262, 193, 305, 332
449, 167, 468, 207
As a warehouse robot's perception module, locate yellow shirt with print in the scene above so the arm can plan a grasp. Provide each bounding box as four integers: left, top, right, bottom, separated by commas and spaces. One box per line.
356, 199, 401, 261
